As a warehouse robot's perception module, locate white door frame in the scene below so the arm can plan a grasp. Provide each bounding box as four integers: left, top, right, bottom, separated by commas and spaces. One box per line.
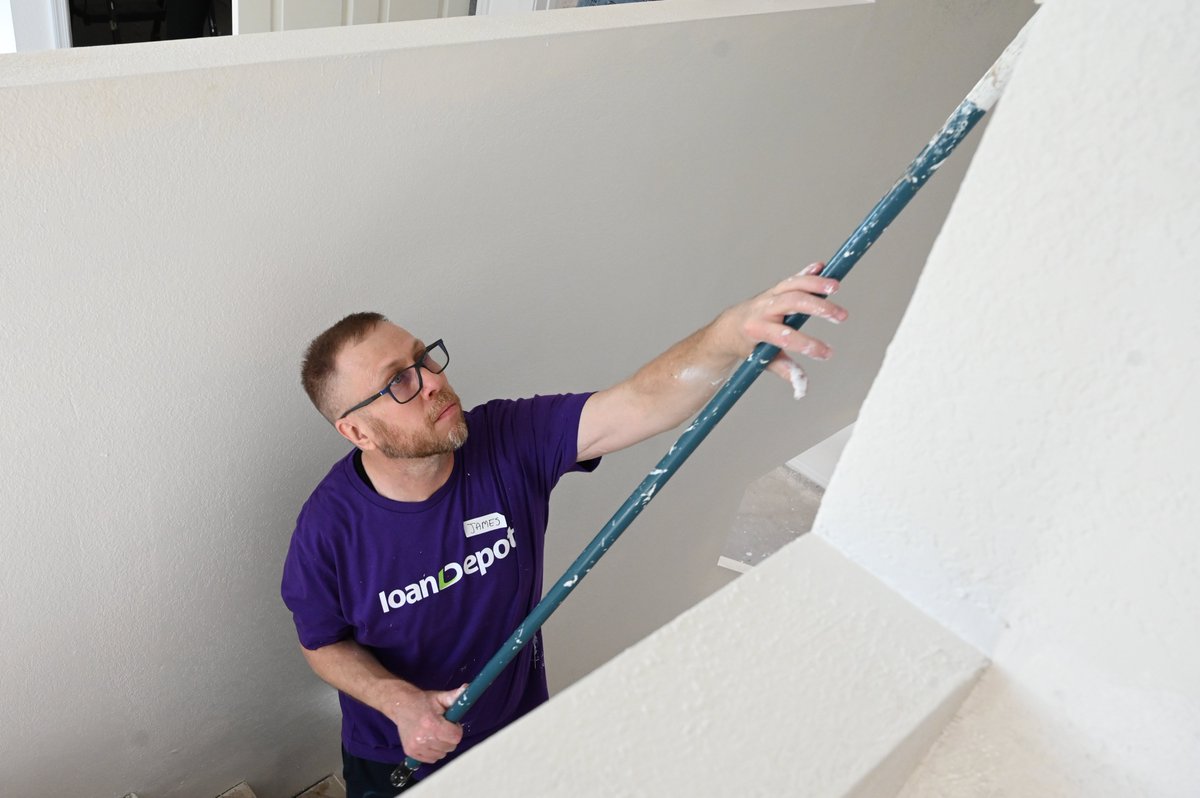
7, 0, 73, 50
52, 0, 73, 48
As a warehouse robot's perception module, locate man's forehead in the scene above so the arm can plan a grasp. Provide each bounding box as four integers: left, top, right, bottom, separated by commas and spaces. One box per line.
337, 323, 423, 386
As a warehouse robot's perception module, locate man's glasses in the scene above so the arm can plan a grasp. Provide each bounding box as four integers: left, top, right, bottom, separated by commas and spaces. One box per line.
338, 339, 450, 420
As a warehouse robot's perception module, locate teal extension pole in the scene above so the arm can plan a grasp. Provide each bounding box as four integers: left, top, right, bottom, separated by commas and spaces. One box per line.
392, 15, 1035, 791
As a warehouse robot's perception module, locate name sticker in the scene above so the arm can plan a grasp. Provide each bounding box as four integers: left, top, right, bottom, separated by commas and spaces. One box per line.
463, 512, 508, 538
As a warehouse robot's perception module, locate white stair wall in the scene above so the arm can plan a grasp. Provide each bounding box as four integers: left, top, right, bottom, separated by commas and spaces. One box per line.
416, 535, 986, 796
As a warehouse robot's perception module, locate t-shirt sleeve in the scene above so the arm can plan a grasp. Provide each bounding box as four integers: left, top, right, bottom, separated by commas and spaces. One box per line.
280, 506, 352, 650
485, 393, 600, 498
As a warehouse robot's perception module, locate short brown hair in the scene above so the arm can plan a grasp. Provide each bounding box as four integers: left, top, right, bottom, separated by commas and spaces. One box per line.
302, 312, 388, 422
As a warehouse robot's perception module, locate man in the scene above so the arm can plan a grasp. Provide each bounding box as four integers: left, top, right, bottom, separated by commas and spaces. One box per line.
281, 264, 846, 796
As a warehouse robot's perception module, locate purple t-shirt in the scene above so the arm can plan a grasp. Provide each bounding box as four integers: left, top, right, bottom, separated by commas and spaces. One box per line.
281, 393, 598, 778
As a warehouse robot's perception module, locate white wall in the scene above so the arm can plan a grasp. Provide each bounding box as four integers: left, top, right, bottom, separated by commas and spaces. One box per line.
419, 534, 988, 796
0, 1, 1032, 795
813, 0, 1200, 794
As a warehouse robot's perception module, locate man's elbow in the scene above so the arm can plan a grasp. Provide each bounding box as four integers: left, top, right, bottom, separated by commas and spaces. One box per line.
299, 639, 344, 665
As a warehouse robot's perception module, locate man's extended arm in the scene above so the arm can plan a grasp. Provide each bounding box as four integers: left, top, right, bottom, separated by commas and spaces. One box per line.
301, 639, 465, 764
577, 265, 846, 461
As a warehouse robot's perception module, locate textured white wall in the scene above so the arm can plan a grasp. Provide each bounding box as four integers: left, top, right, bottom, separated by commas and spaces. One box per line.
419, 535, 987, 796
815, 0, 1200, 795
0, 1, 1031, 795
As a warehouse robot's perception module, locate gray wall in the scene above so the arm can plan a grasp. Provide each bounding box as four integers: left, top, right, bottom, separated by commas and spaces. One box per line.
0, 1, 1032, 795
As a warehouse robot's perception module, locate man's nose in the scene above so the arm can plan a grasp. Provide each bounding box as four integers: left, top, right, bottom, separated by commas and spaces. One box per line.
420, 365, 447, 397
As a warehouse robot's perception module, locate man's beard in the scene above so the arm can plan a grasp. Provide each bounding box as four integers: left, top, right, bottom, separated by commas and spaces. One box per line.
372, 390, 469, 459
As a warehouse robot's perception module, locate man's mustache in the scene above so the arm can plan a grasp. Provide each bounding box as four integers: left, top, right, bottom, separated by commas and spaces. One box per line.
427, 390, 458, 421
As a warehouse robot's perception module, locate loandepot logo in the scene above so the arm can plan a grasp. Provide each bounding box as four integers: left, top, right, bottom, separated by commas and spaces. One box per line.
377, 527, 517, 614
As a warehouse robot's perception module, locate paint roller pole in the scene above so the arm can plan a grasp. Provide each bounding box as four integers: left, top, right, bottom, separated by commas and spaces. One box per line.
391, 16, 1033, 790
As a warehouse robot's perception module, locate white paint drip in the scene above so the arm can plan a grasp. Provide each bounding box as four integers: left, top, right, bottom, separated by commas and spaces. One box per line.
677, 366, 717, 384
788, 362, 808, 400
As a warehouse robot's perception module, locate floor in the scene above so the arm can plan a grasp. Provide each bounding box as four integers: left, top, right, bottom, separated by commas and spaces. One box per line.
214, 773, 343, 798
295, 775, 345, 798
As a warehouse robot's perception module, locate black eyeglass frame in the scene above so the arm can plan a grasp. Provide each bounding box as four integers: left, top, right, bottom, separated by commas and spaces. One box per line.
337, 339, 449, 420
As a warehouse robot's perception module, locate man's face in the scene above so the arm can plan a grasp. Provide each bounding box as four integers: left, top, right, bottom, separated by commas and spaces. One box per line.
334, 323, 468, 459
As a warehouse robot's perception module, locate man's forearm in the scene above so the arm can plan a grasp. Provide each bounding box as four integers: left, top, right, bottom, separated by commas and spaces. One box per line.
576, 267, 845, 460
303, 640, 467, 763
617, 312, 740, 430
577, 311, 746, 460
301, 638, 419, 716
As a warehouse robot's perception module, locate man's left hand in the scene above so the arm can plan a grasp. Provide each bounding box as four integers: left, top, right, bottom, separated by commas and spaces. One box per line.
717, 261, 847, 388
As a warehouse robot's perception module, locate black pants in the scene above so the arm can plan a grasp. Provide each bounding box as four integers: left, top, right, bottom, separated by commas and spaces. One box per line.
342, 746, 415, 798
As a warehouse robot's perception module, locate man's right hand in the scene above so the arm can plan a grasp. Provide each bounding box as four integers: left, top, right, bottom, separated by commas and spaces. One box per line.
384, 682, 466, 764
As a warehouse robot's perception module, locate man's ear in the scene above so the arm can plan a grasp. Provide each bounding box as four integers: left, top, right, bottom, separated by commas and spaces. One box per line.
334, 416, 376, 452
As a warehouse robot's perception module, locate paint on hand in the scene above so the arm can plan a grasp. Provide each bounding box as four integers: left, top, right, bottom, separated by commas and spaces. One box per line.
787, 362, 808, 400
